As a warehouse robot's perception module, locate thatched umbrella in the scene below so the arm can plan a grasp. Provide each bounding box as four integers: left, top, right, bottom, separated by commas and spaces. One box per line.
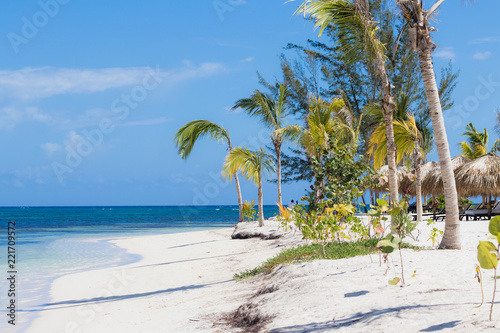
454, 153, 500, 217
421, 156, 470, 196
370, 165, 409, 196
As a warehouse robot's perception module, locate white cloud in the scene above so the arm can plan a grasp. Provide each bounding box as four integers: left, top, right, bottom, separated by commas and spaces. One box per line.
41, 142, 62, 155
434, 47, 456, 61
241, 57, 255, 62
473, 51, 492, 60
0, 107, 23, 129
468, 36, 500, 44
119, 117, 172, 127
0, 63, 225, 100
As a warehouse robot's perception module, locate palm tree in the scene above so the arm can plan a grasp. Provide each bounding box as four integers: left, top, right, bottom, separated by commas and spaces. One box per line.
296, 0, 399, 205
369, 113, 424, 220
233, 84, 293, 206
222, 147, 275, 227
174, 120, 244, 222
397, 0, 474, 249
459, 123, 500, 160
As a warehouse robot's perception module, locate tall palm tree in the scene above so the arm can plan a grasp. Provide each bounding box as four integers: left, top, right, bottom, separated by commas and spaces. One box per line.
397, 0, 473, 249
296, 0, 399, 205
222, 147, 275, 227
174, 120, 244, 222
459, 123, 500, 160
233, 84, 292, 206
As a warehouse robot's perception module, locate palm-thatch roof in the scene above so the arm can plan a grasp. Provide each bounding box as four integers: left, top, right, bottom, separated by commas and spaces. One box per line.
454, 153, 500, 198
370, 165, 409, 195
421, 156, 470, 196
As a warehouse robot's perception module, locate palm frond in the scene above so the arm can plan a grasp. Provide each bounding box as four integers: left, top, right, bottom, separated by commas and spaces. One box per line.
296, 0, 386, 65
222, 147, 275, 185
174, 120, 229, 159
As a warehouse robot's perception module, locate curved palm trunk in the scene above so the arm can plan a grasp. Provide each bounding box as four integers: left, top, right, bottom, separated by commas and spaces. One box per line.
228, 140, 244, 222
234, 173, 244, 222
258, 174, 264, 227
417, 51, 460, 249
377, 57, 399, 205
274, 140, 283, 206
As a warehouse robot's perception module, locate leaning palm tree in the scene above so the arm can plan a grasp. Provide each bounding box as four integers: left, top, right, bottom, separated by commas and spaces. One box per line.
397, 0, 474, 249
233, 84, 293, 206
459, 123, 500, 160
222, 147, 275, 227
174, 120, 244, 222
296, 0, 399, 205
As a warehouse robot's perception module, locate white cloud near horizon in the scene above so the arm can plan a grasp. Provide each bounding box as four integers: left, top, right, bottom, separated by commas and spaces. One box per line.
473, 51, 492, 60
0, 63, 225, 101
433, 47, 456, 62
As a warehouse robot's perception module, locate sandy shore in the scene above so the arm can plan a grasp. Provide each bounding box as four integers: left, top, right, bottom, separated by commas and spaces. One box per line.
26, 219, 500, 332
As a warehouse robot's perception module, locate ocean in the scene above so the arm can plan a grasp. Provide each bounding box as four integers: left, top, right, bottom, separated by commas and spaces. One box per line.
0, 205, 279, 332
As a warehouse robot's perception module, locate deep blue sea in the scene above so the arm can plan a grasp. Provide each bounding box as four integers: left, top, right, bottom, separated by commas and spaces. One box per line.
0, 205, 279, 332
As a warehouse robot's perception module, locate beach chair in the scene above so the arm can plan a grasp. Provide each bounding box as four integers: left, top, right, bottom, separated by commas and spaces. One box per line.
491, 201, 500, 217
464, 203, 488, 221
459, 203, 473, 221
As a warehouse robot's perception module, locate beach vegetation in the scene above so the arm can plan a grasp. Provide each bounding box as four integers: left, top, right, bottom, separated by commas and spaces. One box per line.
174, 120, 245, 222
242, 200, 257, 222
477, 216, 500, 320
276, 202, 293, 231
375, 199, 415, 285
234, 238, 419, 280
427, 218, 443, 248
222, 147, 275, 227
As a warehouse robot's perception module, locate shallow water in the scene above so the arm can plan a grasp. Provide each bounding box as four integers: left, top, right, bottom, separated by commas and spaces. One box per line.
0, 205, 279, 332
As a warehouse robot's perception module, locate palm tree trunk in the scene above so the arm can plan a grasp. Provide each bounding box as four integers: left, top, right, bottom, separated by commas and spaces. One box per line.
417, 50, 461, 249
377, 56, 399, 205
234, 173, 244, 222
258, 175, 264, 227
416, 166, 423, 222
275, 141, 282, 206
228, 140, 244, 222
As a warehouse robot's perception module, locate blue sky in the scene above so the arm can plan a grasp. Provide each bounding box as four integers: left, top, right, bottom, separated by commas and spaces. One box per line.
0, 0, 499, 206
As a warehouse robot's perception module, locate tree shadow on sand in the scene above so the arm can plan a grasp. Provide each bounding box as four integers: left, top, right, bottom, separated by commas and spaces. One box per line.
35, 280, 232, 311
269, 304, 467, 332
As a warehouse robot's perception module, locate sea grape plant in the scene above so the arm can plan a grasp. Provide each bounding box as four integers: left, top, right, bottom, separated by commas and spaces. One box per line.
375, 199, 415, 285
427, 218, 443, 248
293, 202, 360, 257
477, 216, 500, 320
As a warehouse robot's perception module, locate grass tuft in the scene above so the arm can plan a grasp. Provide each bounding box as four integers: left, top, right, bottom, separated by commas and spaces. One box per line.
234, 238, 419, 280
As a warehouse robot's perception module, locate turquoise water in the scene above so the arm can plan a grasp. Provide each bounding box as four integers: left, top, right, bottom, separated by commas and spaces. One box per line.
0, 205, 279, 332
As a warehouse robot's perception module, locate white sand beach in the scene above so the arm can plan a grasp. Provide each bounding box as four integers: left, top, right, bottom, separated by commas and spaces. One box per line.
26, 219, 500, 332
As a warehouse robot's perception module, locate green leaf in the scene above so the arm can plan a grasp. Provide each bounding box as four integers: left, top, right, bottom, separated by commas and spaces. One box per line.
367, 209, 378, 216
489, 216, 500, 237
390, 206, 401, 217
376, 198, 388, 206
377, 234, 401, 254
477, 241, 498, 270
388, 277, 400, 285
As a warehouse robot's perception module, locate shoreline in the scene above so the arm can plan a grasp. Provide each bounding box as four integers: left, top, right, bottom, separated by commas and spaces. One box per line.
22, 219, 500, 332
23, 223, 298, 332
